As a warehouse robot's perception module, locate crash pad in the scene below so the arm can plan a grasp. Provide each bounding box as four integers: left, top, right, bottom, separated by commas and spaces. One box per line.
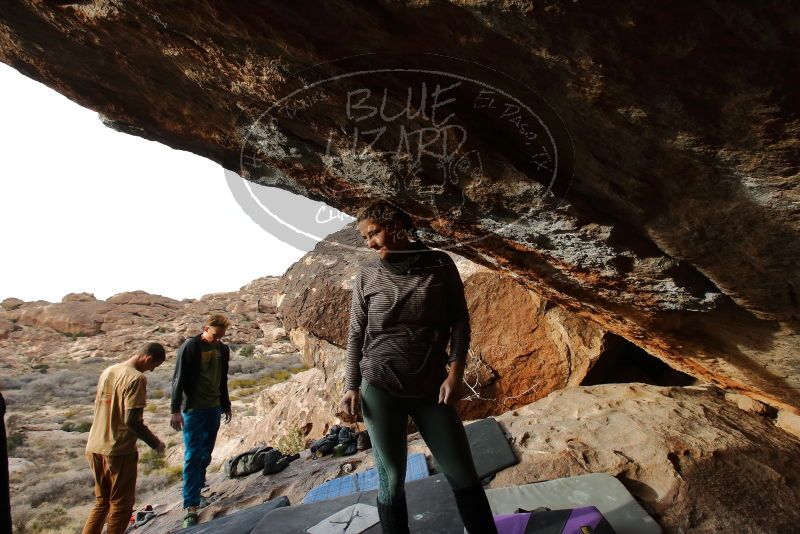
307, 503, 380, 534
460, 417, 518, 481
176, 496, 290, 534
303, 452, 429, 504
254, 474, 465, 533
485, 473, 662, 534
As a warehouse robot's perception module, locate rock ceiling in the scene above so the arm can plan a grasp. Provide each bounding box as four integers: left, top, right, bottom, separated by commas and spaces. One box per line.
1, 1, 798, 410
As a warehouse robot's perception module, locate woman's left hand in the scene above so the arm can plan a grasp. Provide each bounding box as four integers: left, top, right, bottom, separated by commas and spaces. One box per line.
438, 374, 460, 405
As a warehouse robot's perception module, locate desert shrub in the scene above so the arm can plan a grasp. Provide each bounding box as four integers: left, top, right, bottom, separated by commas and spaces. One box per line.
6, 414, 25, 452
136, 473, 168, 494
0, 376, 25, 389
7, 429, 25, 453
11, 503, 35, 534
227, 359, 265, 375
139, 449, 167, 474
238, 344, 255, 358
228, 365, 308, 399
137, 465, 182, 496
12, 369, 97, 406
60, 420, 92, 433
277, 428, 306, 455
25, 504, 70, 533
165, 465, 183, 484
30, 363, 49, 373
26, 470, 93, 507
146, 372, 172, 395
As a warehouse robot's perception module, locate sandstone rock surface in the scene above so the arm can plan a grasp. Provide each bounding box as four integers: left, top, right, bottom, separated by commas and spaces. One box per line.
0, 318, 18, 340
776, 409, 800, 440
494, 384, 800, 533
0, 298, 24, 310
214, 368, 338, 465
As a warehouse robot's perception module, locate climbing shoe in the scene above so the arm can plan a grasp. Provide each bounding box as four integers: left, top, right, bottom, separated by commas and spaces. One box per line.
181, 511, 199, 528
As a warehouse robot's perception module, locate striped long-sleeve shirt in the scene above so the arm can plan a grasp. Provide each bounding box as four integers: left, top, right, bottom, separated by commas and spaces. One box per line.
345, 243, 470, 398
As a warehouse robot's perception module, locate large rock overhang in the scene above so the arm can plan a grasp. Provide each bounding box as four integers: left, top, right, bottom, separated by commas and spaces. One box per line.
1, 1, 798, 411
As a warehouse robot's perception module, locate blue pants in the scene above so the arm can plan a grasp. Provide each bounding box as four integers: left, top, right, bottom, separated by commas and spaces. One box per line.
182, 407, 221, 509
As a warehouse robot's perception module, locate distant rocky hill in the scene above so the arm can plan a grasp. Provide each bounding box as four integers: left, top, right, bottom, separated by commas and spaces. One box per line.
0, 276, 288, 368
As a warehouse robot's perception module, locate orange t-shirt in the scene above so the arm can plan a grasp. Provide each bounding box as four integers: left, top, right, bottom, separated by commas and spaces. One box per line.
86, 362, 147, 456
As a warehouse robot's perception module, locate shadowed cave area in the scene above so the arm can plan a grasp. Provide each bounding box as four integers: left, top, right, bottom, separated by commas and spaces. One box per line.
582, 335, 696, 388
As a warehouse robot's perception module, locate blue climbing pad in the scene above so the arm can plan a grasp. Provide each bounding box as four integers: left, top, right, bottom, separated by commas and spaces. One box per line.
255, 474, 462, 533
302, 452, 429, 503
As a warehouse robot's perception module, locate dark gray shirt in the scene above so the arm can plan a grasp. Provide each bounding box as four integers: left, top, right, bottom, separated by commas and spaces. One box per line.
346, 244, 470, 398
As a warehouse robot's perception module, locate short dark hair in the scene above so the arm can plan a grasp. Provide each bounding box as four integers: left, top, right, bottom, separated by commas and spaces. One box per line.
356, 201, 415, 234
206, 314, 231, 329
140, 342, 166, 363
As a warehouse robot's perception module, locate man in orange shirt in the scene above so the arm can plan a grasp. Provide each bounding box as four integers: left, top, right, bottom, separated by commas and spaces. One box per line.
82, 342, 166, 534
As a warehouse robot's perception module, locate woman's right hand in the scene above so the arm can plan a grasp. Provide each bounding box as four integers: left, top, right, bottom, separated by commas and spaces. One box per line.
339, 389, 360, 418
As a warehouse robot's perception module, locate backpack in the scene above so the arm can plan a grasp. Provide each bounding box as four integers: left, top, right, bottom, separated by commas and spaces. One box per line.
226, 446, 273, 478
262, 450, 301, 475
332, 427, 359, 457
311, 425, 361, 458
311, 425, 342, 458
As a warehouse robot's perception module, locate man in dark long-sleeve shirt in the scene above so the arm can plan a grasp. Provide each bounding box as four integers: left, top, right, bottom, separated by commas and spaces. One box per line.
170, 314, 232, 528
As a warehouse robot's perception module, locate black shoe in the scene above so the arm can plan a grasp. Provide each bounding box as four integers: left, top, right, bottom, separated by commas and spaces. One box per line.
377, 494, 410, 534
453, 485, 497, 534
357, 430, 371, 451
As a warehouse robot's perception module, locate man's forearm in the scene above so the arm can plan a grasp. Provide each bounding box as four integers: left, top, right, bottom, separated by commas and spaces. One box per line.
126, 408, 160, 449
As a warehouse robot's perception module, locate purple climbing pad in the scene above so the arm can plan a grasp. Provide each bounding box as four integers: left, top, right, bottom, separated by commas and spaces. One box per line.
494, 506, 615, 534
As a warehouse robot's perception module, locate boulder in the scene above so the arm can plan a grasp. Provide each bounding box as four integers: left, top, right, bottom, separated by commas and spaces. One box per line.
776, 410, 800, 440
724, 391, 773, 416
459, 270, 606, 417
14, 300, 114, 336
8, 457, 35, 475
0, 318, 18, 340
494, 384, 800, 532
0, 298, 24, 310
214, 368, 338, 463
106, 290, 181, 307
61, 292, 97, 302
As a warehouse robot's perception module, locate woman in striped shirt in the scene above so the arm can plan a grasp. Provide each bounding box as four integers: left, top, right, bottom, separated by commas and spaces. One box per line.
340, 201, 497, 534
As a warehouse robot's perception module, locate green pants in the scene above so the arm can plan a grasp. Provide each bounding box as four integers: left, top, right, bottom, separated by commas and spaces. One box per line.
360, 379, 481, 504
